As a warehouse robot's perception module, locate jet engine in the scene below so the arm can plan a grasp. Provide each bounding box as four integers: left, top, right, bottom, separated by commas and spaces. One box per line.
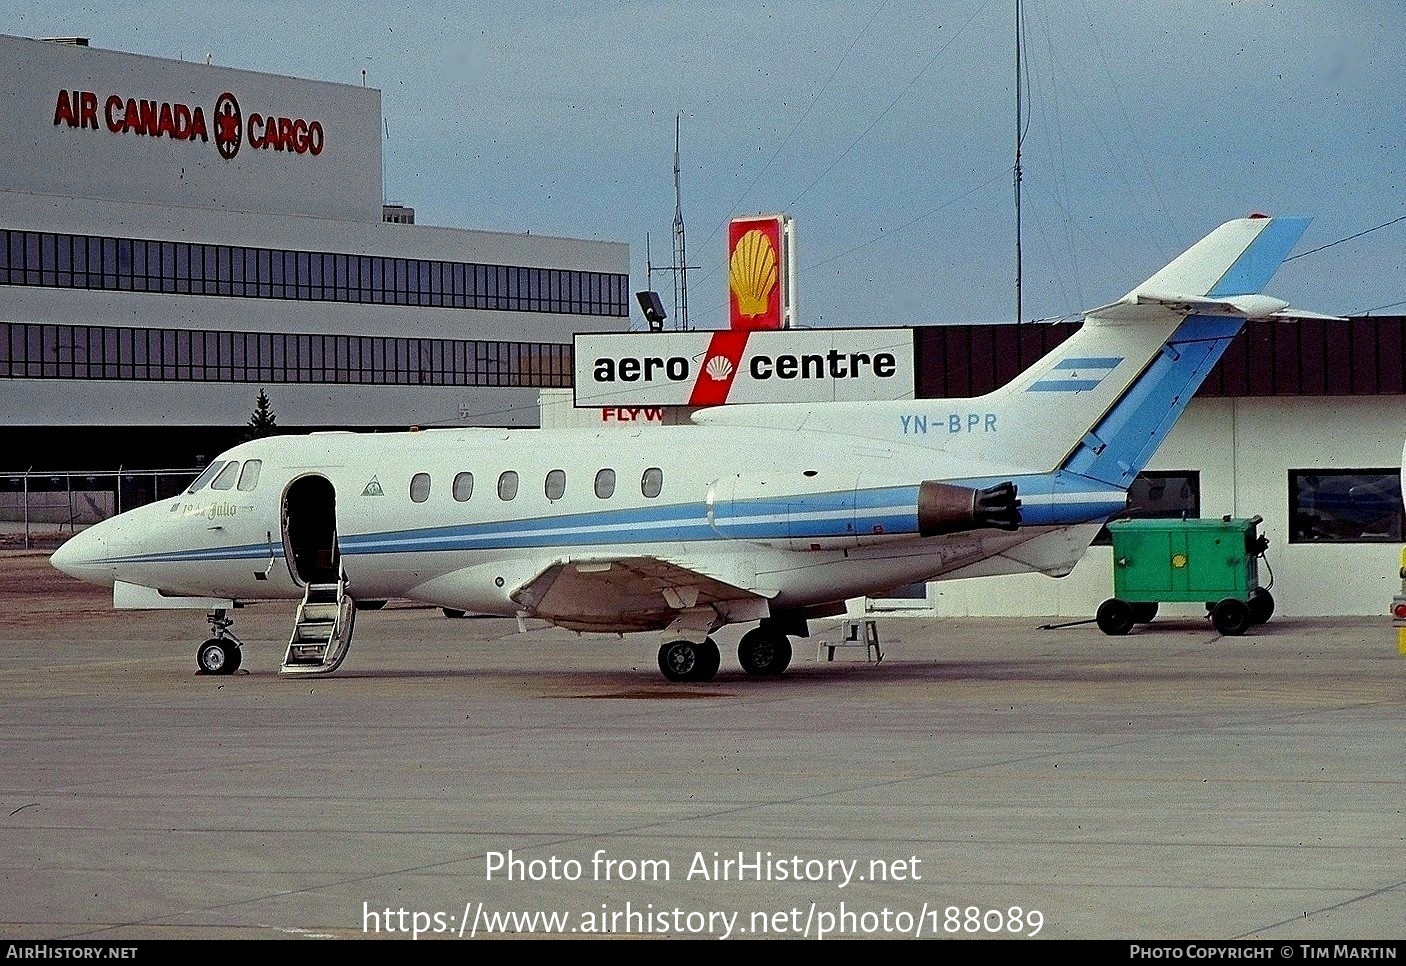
917, 480, 1021, 536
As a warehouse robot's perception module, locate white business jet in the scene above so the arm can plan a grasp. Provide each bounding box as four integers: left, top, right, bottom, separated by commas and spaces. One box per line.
51, 215, 1326, 682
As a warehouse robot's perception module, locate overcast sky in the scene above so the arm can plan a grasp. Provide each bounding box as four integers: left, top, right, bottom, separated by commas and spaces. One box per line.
3, 1, 1402, 328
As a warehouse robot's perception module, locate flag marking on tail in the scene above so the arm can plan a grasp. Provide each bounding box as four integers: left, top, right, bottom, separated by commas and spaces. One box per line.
1028, 356, 1124, 393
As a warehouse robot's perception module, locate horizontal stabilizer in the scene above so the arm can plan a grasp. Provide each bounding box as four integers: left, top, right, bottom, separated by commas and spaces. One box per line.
1129, 215, 1310, 300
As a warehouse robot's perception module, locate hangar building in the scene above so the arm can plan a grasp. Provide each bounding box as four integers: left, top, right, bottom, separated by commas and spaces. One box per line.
887, 321, 1405, 619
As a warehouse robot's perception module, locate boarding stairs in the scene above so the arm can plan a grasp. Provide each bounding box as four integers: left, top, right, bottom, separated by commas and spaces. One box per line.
281, 579, 356, 675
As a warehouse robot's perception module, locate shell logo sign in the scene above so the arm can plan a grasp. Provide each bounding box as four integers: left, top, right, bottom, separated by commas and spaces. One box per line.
728, 215, 792, 330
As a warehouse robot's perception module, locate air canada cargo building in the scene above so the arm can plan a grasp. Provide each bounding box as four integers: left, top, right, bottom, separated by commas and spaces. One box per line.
0, 34, 629, 468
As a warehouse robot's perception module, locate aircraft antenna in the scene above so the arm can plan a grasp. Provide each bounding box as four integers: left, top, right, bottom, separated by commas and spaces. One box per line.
671, 113, 691, 330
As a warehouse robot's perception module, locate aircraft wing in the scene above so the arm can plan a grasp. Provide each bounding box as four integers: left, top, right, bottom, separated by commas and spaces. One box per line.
511, 555, 771, 633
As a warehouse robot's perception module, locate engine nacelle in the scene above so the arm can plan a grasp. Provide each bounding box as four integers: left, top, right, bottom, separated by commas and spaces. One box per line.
918, 480, 1021, 536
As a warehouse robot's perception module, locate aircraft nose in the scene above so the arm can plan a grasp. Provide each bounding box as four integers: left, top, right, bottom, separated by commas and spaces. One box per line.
50, 521, 113, 585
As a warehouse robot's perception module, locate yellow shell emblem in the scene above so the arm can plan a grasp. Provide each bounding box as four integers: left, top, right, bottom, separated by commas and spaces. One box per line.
729, 229, 778, 318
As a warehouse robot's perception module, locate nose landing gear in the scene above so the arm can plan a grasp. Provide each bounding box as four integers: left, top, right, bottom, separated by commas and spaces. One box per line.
197, 608, 245, 675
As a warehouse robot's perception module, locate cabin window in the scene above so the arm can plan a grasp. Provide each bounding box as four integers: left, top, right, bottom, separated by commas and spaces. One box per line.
186, 461, 226, 493
453, 472, 474, 502
210, 461, 241, 491
236, 460, 262, 492
642, 467, 663, 498
410, 472, 431, 503
498, 470, 519, 501
594, 468, 616, 499
545, 469, 566, 501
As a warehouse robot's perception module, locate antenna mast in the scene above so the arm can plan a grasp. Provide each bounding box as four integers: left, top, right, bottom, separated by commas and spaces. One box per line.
671, 113, 690, 330
1013, 0, 1024, 326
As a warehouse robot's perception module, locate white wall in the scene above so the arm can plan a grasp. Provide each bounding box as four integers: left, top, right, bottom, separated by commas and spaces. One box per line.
923, 395, 1406, 618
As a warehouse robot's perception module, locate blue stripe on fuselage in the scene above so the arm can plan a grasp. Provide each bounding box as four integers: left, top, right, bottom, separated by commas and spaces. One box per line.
89, 473, 1128, 566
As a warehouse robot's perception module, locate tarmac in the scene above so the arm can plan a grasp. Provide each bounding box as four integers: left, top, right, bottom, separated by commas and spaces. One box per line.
0, 549, 1403, 941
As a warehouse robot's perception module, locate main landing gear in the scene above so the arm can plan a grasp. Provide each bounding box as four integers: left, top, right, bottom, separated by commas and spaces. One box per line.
658, 638, 721, 682
197, 608, 245, 675
737, 627, 792, 676
655, 622, 800, 683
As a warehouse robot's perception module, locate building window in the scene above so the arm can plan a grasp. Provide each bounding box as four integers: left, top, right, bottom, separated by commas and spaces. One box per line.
642, 467, 663, 499
0, 228, 629, 318
594, 468, 616, 499
545, 469, 566, 501
410, 473, 431, 503
1289, 469, 1405, 543
0, 322, 571, 389
453, 472, 474, 502
498, 471, 519, 501
1092, 471, 1200, 545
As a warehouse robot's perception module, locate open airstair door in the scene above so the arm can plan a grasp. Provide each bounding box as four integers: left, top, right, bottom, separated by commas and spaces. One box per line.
280, 474, 356, 675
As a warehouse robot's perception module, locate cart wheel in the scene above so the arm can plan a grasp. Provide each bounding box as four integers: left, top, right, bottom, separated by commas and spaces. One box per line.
1211, 598, 1252, 636
1096, 598, 1135, 636
1130, 602, 1159, 624
1247, 587, 1274, 625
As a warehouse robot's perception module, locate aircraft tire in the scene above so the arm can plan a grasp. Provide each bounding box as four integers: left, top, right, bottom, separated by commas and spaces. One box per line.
658, 639, 718, 683
1247, 588, 1274, 625
1095, 598, 1135, 636
738, 629, 792, 676
696, 639, 721, 681
1211, 598, 1252, 636
197, 638, 239, 675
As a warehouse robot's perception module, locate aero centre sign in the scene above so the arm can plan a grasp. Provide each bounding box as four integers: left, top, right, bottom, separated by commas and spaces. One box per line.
573, 328, 915, 407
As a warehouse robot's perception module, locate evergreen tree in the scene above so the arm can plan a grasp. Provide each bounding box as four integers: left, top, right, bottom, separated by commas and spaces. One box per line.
246, 388, 278, 440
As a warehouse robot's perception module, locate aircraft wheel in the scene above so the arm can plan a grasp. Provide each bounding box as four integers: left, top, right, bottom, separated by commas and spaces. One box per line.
1211, 598, 1252, 636
1247, 587, 1275, 625
658, 639, 718, 683
1095, 598, 1135, 636
1130, 602, 1159, 624
355, 599, 388, 611
197, 638, 239, 675
696, 639, 720, 681
738, 629, 792, 676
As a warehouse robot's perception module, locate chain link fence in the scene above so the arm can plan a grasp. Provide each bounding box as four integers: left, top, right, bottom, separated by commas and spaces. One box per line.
0, 468, 202, 549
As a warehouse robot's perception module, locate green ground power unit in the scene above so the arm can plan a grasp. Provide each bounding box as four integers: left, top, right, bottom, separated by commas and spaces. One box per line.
1096, 516, 1273, 637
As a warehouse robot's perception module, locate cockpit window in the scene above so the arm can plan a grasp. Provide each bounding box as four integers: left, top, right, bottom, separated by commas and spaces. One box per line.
210, 461, 241, 491
236, 460, 262, 492
186, 461, 227, 493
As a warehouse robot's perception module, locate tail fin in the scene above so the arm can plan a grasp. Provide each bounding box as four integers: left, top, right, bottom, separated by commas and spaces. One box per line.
691, 216, 1322, 488
985, 215, 1313, 485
